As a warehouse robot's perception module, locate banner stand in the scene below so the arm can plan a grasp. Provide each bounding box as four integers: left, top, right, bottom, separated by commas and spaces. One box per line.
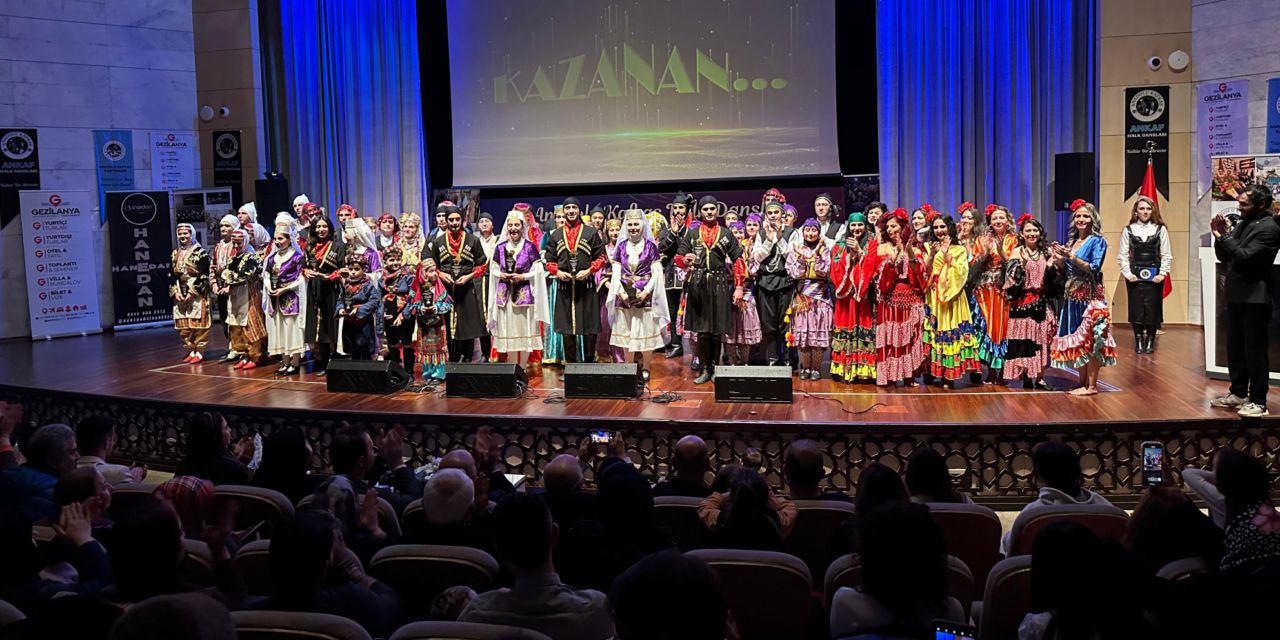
19, 189, 102, 340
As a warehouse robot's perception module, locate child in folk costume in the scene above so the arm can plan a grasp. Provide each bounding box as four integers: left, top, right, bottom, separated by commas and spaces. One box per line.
486, 209, 549, 370
221, 230, 268, 369
607, 208, 671, 381
922, 213, 980, 386
596, 218, 627, 363
337, 253, 382, 360
874, 209, 928, 386
970, 204, 1018, 382
787, 218, 834, 380
1051, 200, 1117, 396
830, 212, 878, 383
381, 246, 418, 374
171, 223, 212, 363
1003, 214, 1058, 389
263, 219, 308, 376
409, 258, 454, 383
723, 221, 761, 365
374, 213, 399, 259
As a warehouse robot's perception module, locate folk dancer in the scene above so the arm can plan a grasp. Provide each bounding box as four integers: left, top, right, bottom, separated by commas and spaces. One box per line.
171, 223, 211, 363
677, 195, 745, 384
381, 246, 418, 374
409, 258, 454, 384
607, 207, 671, 381
221, 230, 268, 370
425, 204, 489, 361
486, 209, 549, 370
830, 212, 879, 383
302, 213, 346, 375
544, 197, 607, 363
263, 220, 307, 376
787, 218, 834, 380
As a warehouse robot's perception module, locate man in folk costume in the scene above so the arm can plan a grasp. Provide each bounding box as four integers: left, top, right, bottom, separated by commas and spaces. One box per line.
543, 196, 607, 363
170, 223, 212, 363
677, 195, 745, 384
220, 229, 268, 369
236, 202, 271, 252
424, 203, 490, 361
752, 199, 798, 367
813, 193, 845, 245
210, 214, 240, 360
658, 191, 693, 358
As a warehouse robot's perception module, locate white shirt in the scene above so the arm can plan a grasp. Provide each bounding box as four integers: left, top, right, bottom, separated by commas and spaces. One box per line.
77, 456, 136, 487
1117, 221, 1172, 278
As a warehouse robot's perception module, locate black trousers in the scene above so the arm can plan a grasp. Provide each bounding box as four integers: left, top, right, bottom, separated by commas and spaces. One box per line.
1227, 302, 1272, 404
564, 335, 597, 363
216, 294, 229, 339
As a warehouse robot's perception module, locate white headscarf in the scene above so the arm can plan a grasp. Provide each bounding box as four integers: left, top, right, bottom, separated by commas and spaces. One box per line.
237, 202, 258, 222
273, 213, 301, 252
219, 214, 240, 233
486, 208, 549, 335
175, 222, 200, 249
293, 194, 310, 207
343, 217, 376, 254
606, 207, 670, 342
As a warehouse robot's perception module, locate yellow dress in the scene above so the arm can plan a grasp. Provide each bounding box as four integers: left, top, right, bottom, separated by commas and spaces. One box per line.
924, 244, 980, 379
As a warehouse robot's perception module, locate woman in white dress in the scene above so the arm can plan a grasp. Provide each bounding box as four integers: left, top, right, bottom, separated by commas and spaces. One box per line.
486, 209, 549, 370
607, 207, 671, 381
262, 219, 308, 375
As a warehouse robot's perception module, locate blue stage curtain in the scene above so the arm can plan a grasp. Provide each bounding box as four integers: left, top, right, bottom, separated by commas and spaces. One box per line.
876, 0, 1096, 217
278, 0, 428, 217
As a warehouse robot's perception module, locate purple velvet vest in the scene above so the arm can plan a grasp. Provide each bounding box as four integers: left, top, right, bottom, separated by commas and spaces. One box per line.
494, 239, 539, 306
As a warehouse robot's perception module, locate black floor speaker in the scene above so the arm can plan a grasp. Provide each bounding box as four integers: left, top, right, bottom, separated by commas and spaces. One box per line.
1054, 152, 1096, 211
253, 176, 291, 219
445, 362, 527, 398
326, 359, 410, 394
564, 363, 642, 399
714, 366, 793, 403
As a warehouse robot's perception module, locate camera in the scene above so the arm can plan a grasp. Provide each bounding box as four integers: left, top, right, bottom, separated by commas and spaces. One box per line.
1146, 56, 1163, 71
218, 106, 232, 118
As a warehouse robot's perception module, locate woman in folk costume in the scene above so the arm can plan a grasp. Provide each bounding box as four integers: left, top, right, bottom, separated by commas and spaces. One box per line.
486, 209, 549, 370
409, 257, 454, 384
1117, 195, 1171, 354
921, 213, 980, 386
220, 230, 268, 369
787, 218, 834, 380
830, 212, 879, 383
170, 223, 212, 363
1051, 200, 1117, 396
337, 252, 382, 360
722, 220, 761, 365
874, 208, 927, 386
342, 216, 382, 275
1003, 214, 1058, 389
374, 213, 399, 259
296, 202, 324, 249
596, 218, 626, 363
607, 207, 671, 381
236, 202, 271, 252
263, 217, 308, 376
210, 214, 241, 360
303, 212, 346, 374
970, 204, 1018, 382
381, 246, 418, 374
397, 212, 424, 268
744, 213, 762, 246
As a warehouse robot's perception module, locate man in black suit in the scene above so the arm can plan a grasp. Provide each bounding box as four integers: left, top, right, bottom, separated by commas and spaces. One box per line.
1210, 184, 1280, 417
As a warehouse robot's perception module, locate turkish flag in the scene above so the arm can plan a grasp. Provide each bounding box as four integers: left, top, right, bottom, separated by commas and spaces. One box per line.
1139, 158, 1173, 299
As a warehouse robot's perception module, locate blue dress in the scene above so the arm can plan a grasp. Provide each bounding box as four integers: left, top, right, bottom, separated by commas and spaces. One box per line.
1051, 235, 1117, 368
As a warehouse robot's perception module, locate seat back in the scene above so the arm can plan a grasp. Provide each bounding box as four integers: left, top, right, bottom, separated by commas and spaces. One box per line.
1156, 556, 1211, 582
296, 492, 400, 538
0, 598, 25, 628
823, 554, 974, 619
233, 539, 275, 596
653, 496, 709, 550
231, 610, 371, 640
106, 482, 160, 521
1008, 503, 1130, 556
178, 538, 216, 587
401, 498, 426, 536
388, 621, 553, 640
944, 555, 975, 620
926, 501, 1002, 592
368, 545, 500, 617
783, 500, 857, 587
686, 549, 812, 640
977, 555, 1033, 640
212, 485, 295, 536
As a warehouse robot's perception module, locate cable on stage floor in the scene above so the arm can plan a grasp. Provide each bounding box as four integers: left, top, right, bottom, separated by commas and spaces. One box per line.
645, 384, 683, 404
797, 390, 885, 416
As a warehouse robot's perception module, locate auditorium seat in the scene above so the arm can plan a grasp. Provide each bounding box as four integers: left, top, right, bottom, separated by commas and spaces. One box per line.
925, 501, 1002, 592
368, 544, 500, 617
823, 553, 975, 619
389, 621, 553, 640
231, 610, 371, 640
298, 493, 402, 538
179, 538, 216, 587
233, 539, 275, 596
1007, 503, 1130, 556
686, 549, 812, 640
106, 482, 160, 521
783, 500, 857, 587
1156, 556, 1211, 582
400, 498, 426, 535
0, 598, 25, 628
213, 485, 295, 536
974, 555, 1033, 640
653, 495, 708, 550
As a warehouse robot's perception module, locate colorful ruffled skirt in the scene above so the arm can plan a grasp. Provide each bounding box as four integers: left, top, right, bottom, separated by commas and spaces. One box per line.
875, 284, 925, 385
1051, 299, 1117, 369
1004, 294, 1057, 381
923, 298, 980, 380
831, 297, 876, 381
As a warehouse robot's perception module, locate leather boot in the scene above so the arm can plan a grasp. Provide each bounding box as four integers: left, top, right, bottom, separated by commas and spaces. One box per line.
1133, 326, 1143, 353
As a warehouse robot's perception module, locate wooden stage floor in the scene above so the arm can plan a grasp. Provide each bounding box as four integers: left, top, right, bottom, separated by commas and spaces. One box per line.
0, 325, 1240, 431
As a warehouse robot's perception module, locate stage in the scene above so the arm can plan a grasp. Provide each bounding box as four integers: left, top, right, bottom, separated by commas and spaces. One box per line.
0, 326, 1270, 504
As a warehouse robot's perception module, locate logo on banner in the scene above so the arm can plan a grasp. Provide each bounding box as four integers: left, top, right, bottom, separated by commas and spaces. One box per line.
215, 133, 239, 159
1130, 89, 1167, 122
101, 139, 127, 162
1, 130, 34, 160
120, 193, 159, 226
48, 194, 61, 206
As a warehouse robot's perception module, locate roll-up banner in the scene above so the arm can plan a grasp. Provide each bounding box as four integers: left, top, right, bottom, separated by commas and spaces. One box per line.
106, 191, 174, 329
19, 190, 102, 339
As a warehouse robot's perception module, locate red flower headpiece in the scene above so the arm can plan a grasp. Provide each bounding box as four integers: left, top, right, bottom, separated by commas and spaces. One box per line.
1016, 213, 1034, 227
763, 187, 787, 204
890, 207, 909, 222
925, 211, 942, 224
984, 203, 999, 216
1069, 198, 1088, 212
957, 201, 975, 214
377, 212, 397, 224
921, 202, 934, 212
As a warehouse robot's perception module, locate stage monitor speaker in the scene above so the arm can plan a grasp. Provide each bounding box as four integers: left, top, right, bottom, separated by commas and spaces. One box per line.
253, 176, 291, 218
1054, 152, 1096, 211
714, 366, 793, 403
564, 363, 641, 399
445, 362, 527, 398
326, 359, 410, 394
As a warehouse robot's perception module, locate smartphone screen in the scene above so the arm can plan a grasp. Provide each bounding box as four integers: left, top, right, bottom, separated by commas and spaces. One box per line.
1142, 441, 1164, 486
935, 622, 976, 640
590, 431, 611, 444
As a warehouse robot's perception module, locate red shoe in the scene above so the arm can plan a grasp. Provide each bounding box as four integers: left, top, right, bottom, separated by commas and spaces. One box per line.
233, 359, 248, 370
241, 361, 257, 370
182, 354, 196, 363
191, 352, 204, 363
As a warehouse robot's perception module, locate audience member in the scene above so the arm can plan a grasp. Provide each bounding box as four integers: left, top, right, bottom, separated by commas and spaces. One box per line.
540, 453, 595, 535
459, 493, 615, 639
699, 467, 797, 551
0, 503, 111, 617
251, 427, 319, 505
51, 467, 114, 541
429, 586, 478, 622
311, 469, 389, 564
853, 461, 909, 517
709, 463, 741, 494
174, 412, 250, 485
105, 498, 193, 604
0, 401, 23, 470
106, 593, 235, 640
905, 447, 970, 503
363, 426, 422, 514
407, 468, 495, 554
154, 476, 215, 540
438, 436, 518, 508
783, 439, 851, 501
1202, 449, 1280, 574
0, 423, 78, 526
609, 550, 733, 640
253, 509, 402, 637
1003, 442, 1114, 553
0, 593, 122, 640
1125, 484, 1223, 579
652, 435, 713, 498
830, 502, 964, 637
74, 414, 145, 487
